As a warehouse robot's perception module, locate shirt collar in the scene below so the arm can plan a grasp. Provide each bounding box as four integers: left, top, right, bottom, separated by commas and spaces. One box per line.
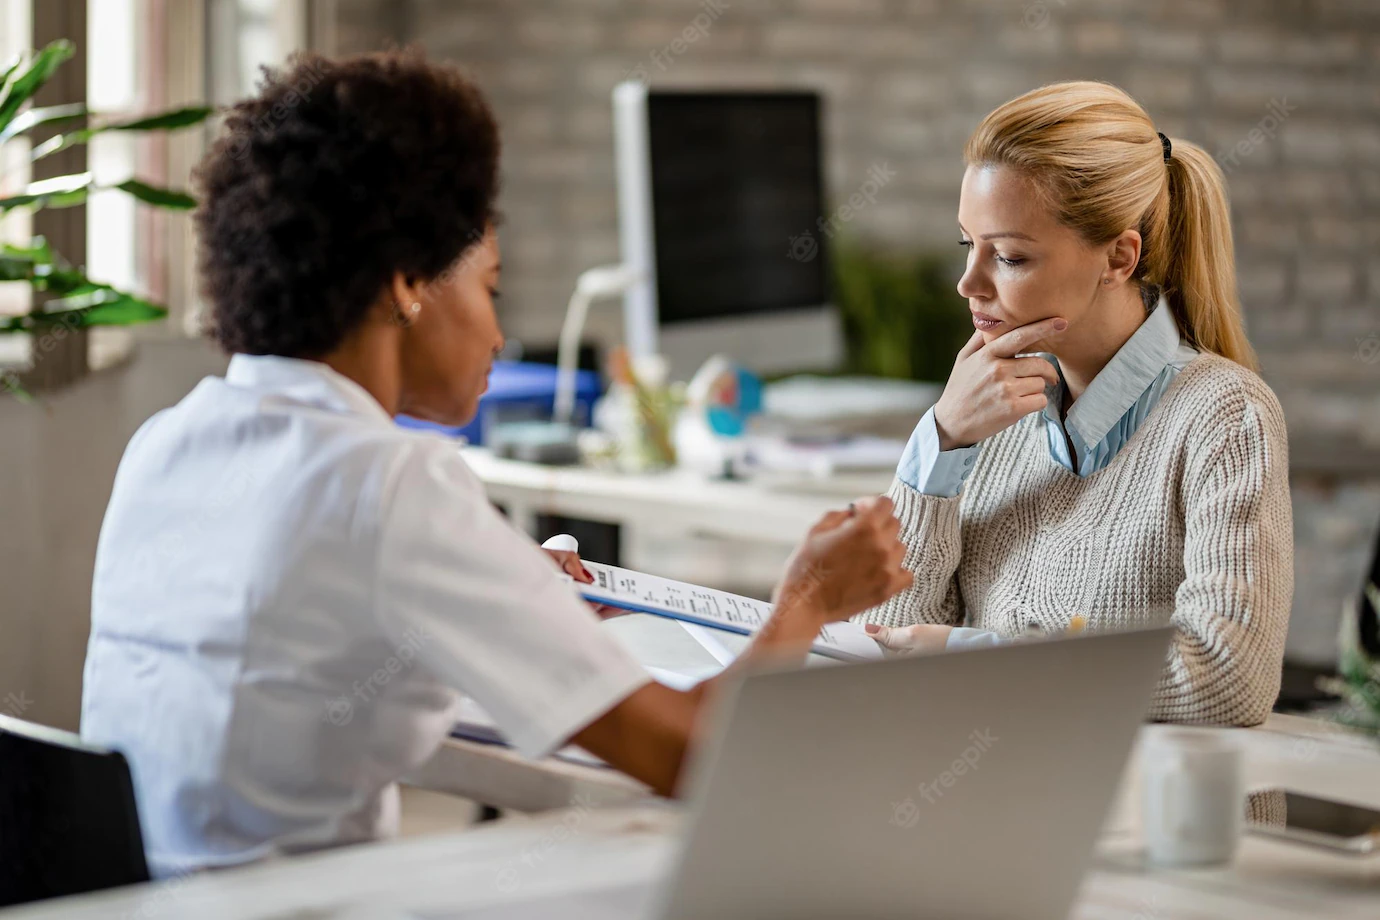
224, 354, 394, 425
1063, 296, 1184, 450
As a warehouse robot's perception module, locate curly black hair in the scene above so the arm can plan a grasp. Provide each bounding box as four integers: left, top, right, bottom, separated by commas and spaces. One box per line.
195, 48, 500, 357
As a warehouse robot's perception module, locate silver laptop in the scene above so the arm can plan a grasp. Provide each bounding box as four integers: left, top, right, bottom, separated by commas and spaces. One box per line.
654, 626, 1173, 920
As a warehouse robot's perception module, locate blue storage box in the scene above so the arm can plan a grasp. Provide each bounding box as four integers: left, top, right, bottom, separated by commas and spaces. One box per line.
395, 360, 602, 445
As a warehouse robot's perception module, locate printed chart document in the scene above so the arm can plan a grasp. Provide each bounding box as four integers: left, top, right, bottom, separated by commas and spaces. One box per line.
571, 560, 884, 663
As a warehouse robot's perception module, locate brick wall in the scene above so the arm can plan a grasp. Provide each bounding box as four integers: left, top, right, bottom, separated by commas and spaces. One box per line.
335, 0, 1380, 663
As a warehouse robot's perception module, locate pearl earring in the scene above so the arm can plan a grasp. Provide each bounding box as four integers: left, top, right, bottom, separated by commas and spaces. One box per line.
411, 302, 421, 313
1103, 278, 1111, 285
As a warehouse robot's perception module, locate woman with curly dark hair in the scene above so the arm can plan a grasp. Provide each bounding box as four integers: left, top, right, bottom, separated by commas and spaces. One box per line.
78, 49, 909, 875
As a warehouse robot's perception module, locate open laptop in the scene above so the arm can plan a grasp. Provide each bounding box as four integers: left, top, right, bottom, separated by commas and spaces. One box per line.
652, 626, 1173, 920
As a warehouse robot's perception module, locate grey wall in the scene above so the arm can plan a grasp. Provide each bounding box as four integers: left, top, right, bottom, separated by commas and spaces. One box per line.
0, 341, 229, 730
338, 1, 1379, 377
336, 0, 1380, 663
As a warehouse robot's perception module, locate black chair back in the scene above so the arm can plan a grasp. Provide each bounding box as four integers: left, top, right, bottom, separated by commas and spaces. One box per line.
0, 714, 150, 907
1359, 522, 1380, 657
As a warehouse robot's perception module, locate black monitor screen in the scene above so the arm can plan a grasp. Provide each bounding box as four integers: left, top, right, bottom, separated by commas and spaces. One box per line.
646, 92, 827, 325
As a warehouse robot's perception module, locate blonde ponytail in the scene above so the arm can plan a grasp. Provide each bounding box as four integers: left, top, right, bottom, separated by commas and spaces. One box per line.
1161, 141, 1258, 370
965, 81, 1258, 371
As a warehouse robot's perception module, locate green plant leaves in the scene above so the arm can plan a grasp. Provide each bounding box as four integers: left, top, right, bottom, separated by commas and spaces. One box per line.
3, 288, 167, 331
47, 289, 168, 325
0, 39, 200, 369
1, 237, 53, 263
0, 172, 92, 211
0, 102, 87, 144
0, 54, 23, 99
832, 241, 972, 382
0, 237, 54, 281
112, 178, 196, 210
0, 234, 167, 337
30, 104, 213, 161
0, 174, 196, 212
0, 39, 76, 135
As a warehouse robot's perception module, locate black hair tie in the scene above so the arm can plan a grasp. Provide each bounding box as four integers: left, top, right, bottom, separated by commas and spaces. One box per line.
1157, 131, 1172, 162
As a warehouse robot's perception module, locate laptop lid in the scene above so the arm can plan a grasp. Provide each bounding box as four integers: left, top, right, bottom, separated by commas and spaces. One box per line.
656, 626, 1173, 920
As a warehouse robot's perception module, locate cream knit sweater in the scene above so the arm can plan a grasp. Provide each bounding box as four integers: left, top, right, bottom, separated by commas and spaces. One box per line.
859, 353, 1293, 726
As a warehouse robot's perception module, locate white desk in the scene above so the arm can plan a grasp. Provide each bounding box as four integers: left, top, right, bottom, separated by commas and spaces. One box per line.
462, 445, 895, 597
11, 715, 1378, 919
406, 735, 648, 814
460, 446, 890, 546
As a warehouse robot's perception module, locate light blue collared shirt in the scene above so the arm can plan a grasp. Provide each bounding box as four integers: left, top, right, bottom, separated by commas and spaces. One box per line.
898, 297, 1199, 497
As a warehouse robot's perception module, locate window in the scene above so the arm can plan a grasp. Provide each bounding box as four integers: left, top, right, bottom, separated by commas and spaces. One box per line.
0, 1, 33, 368
87, 0, 147, 305
1, 0, 322, 378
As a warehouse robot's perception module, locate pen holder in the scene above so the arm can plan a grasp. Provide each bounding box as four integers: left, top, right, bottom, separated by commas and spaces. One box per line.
599, 349, 681, 473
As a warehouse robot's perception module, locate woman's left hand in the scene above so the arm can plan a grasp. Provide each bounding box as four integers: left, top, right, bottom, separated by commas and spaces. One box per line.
545, 549, 625, 620
863, 622, 954, 654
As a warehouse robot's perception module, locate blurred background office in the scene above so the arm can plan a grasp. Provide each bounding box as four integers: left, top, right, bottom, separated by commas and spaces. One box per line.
1, 0, 1377, 733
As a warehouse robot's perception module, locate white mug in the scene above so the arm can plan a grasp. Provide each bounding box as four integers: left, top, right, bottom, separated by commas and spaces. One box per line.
1140, 728, 1244, 867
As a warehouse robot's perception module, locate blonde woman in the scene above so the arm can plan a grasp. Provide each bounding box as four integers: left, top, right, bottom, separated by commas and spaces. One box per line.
859, 82, 1292, 726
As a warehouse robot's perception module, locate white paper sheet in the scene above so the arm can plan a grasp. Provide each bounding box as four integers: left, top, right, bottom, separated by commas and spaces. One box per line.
573, 560, 883, 663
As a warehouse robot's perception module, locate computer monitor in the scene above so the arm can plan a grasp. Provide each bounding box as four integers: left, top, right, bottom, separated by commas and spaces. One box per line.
613, 82, 843, 379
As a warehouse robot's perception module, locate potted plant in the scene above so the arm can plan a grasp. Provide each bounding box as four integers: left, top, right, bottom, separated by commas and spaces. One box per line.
0, 39, 212, 399
832, 240, 972, 383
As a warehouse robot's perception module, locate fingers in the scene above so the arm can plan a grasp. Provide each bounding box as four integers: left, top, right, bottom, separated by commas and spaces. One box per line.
592, 603, 627, 621
549, 550, 593, 583
864, 622, 949, 652
844, 497, 902, 552
863, 622, 921, 651
849, 494, 896, 523
1008, 375, 1050, 398
957, 329, 986, 360
811, 508, 854, 534
985, 316, 1068, 358
1006, 355, 1060, 388
855, 496, 908, 602
863, 622, 898, 648
1013, 392, 1049, 416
